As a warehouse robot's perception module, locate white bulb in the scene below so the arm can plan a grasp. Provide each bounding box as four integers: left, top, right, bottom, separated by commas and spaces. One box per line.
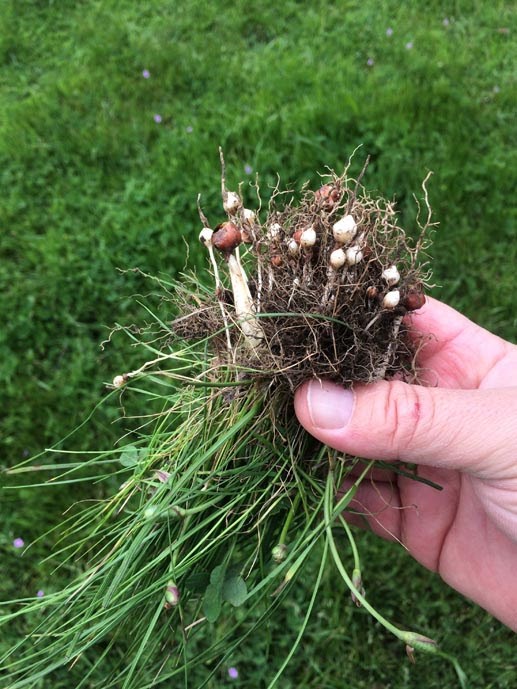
223, 191, 241, 214
287, 239, 300, 256
382, 289, 400, 309
300, 226, 317, 248
346, 245, 364, 265
113, 375, 126, 388
329, 248, 346, 269
199, 228, 213, 246
268, 222, 282, 239
332, 214, 357, 244
243, 208, 256, 223
382, 265, 400, 286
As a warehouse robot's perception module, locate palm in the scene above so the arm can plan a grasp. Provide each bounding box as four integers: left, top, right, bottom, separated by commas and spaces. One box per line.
356, 298, 517, 627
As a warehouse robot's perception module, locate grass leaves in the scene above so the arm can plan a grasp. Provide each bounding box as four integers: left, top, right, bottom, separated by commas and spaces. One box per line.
2, 1, 517, 687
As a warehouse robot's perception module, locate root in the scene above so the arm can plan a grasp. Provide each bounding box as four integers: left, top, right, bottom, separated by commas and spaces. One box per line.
175, 161, 434, 391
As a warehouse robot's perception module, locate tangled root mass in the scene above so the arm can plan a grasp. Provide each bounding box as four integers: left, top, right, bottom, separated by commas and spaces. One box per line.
175, 159, 432, 391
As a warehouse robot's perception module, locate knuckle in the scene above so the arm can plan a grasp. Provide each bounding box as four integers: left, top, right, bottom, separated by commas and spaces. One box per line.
380, 381, 434, 458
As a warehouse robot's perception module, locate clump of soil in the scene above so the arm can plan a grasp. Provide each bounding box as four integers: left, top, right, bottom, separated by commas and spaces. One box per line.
175, 155, 433, 391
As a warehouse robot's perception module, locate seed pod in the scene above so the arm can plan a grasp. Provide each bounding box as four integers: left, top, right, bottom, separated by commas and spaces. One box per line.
382, 265, 400, 286
164, 581, 180, 608
199, 228, 213, 246
287, 239, 300, 256
329, 248, 346, 270
272, 543, 287, 563
169, 505, 186, 519
345, 245, 364, 265
382, 289, 400, 309
144, 506, 158, 520
332, 214, 357, 244
403, 290, 426, 311
300, 226, 317, 248
212, 222, 242, 253
223, 191, 242, 215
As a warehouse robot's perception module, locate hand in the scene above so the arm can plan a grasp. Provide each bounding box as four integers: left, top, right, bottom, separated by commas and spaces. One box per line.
294, 297, 517, 630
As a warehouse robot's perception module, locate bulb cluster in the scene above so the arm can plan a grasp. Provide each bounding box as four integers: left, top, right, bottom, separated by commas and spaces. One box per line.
188, 157, 429, 388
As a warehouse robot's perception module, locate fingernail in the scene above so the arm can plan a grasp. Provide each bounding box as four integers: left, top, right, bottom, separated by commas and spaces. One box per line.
306, 380, 355, 430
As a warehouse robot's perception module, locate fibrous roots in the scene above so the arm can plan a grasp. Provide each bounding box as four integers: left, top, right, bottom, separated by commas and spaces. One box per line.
175, 152, 433, 391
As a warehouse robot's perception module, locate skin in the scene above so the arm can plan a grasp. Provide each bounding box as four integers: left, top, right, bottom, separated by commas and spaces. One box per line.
294, 297, 517, 630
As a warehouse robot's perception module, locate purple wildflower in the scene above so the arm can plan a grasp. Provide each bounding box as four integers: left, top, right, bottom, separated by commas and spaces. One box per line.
37, 590, 44, 598
186, 125, 193, 133
228, 667, 239, 679
366, 57, 375, 67
386, 27, 393, 37
142, 69, 151, 79
13, 538, 25, 549
405, 41, 413, 50
153, 114, 162, 124
154, 470, 171, 483
244, 164, 253, 175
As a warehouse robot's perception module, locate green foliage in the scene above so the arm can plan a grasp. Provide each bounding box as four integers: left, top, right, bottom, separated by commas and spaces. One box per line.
1, 0, 516, 687
204, 564, 248, 622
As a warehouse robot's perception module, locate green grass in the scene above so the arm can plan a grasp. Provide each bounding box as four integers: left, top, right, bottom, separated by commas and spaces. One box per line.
1, 0, 516, 687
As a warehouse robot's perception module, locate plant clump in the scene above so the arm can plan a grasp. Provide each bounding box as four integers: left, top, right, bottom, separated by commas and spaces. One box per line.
1, 153, 454, 689
178, 151, 431, 392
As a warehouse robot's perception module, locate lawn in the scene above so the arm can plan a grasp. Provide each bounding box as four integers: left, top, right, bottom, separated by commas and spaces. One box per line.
1, 0, 516, 687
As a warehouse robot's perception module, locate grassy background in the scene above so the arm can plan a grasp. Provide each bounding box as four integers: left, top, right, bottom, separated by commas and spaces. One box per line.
1, 0, 516, 686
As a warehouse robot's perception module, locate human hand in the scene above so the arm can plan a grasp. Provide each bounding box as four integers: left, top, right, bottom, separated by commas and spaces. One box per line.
294, 297, 517, 630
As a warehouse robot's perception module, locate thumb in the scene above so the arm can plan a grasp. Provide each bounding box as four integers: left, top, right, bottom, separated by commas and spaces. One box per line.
294, 379, 517, 476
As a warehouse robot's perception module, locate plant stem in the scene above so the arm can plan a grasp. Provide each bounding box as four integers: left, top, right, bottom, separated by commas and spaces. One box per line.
278, 492, 301, 546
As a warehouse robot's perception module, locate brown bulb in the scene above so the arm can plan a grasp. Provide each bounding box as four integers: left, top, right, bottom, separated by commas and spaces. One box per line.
212, 222, 242, 253
403, 291, 426, 311
315, 184, 341, 208
292, 229, 303, 244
